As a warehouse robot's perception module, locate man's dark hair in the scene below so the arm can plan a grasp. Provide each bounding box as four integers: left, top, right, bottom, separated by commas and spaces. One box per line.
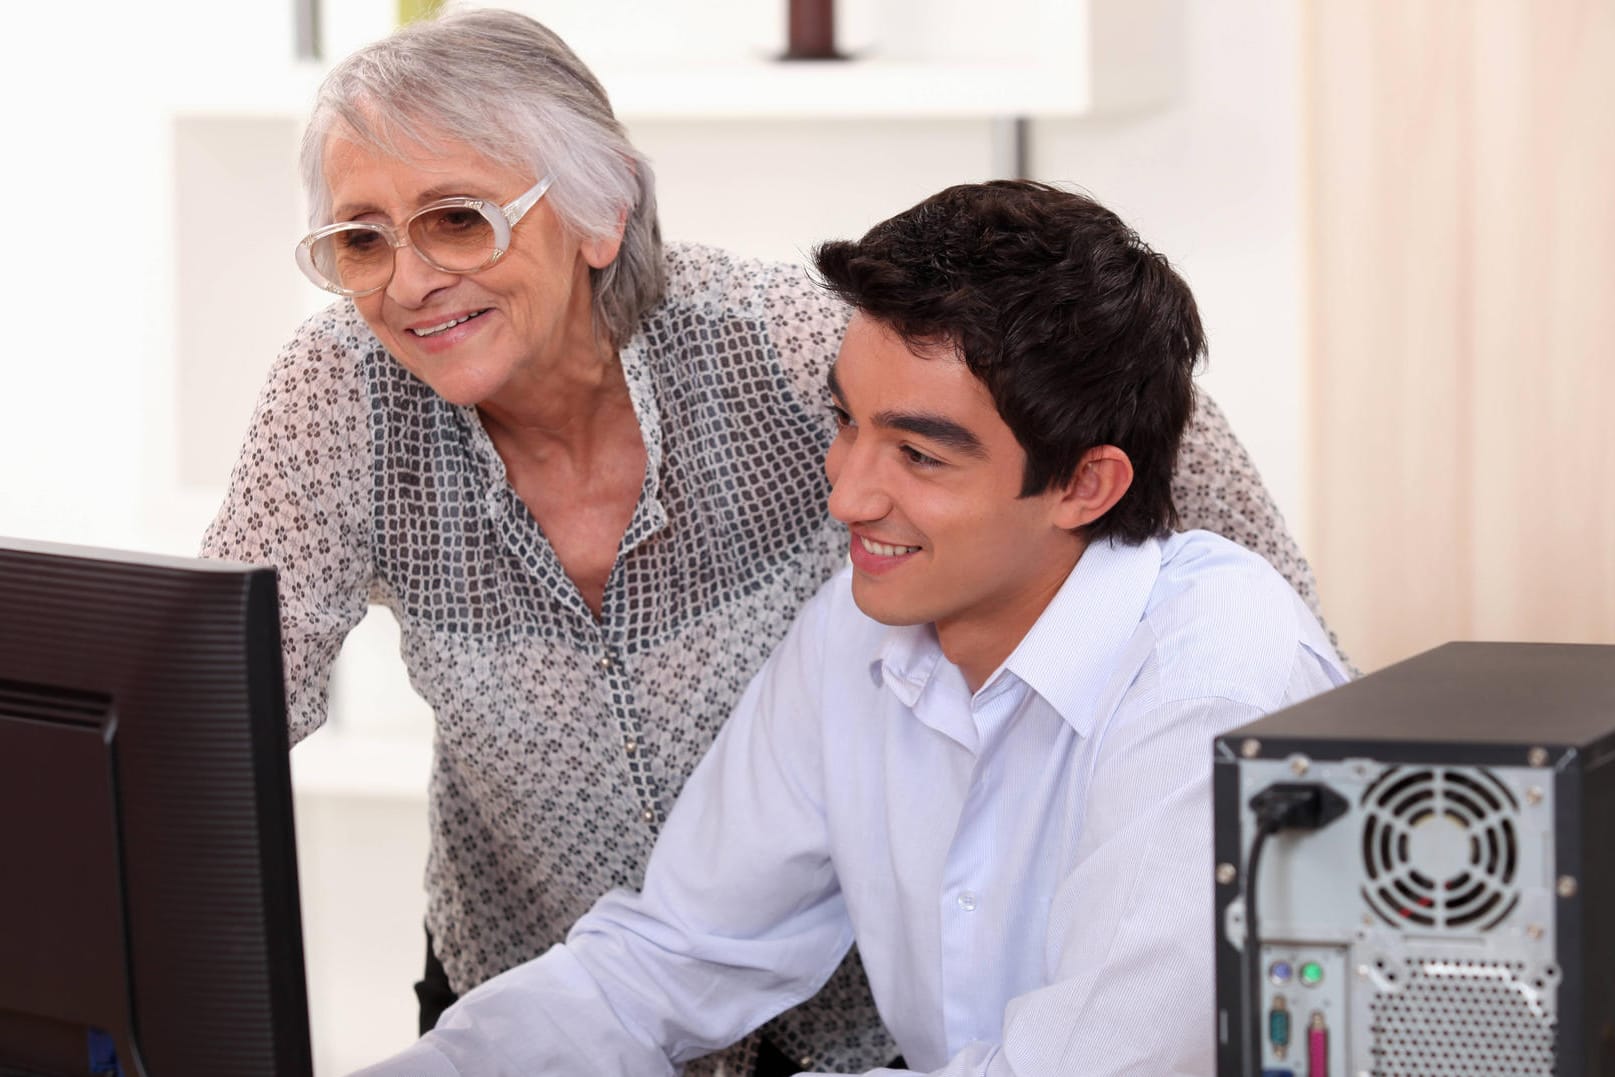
813, 180, 1205, 545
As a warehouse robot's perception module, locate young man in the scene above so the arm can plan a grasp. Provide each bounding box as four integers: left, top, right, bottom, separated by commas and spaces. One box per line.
358, 181, 1348, 1076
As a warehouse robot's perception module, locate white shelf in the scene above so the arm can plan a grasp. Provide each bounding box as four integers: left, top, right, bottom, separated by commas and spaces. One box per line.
169, 0, 1179, 122
606, 0, 1177, 120
593, 59, 1128, 120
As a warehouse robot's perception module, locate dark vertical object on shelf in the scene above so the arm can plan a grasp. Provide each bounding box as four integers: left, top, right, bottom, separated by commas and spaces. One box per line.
991, 117, 1033, 180
783, 0, 845, 60
293, 0, 321, 61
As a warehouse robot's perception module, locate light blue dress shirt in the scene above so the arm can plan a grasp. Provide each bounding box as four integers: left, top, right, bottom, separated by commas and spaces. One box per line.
358, 530, 1348, 1076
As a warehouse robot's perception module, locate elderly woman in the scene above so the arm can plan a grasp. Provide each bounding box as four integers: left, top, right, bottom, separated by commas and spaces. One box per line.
203, 9, 1329, 1076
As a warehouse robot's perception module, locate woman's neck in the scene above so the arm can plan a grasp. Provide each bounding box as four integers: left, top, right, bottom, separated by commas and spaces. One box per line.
478, 337, 632, 458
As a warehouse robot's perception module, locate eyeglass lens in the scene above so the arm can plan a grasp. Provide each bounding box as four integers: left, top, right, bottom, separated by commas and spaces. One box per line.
309, 204, 501, 292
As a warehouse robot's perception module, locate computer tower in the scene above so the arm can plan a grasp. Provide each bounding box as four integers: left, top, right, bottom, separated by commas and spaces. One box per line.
1213, 642, 1615, 1076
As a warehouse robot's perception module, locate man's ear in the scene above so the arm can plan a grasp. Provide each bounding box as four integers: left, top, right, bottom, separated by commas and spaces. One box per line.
1049, 445, 1133, 531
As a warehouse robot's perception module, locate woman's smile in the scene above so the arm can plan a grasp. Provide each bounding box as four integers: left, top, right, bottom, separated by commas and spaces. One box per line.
407, 308, 490, 338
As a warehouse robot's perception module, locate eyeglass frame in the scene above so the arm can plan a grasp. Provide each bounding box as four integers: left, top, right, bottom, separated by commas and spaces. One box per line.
294, 173, 556, 298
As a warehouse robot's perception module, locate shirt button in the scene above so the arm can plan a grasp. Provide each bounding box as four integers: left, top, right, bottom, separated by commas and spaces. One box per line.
641, 807, 656, 824
598, 655, 613, 669
623, 737, 638, 754
956, 890, 979, 912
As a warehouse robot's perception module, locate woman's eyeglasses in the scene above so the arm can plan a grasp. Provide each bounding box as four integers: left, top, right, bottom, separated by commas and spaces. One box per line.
295, 174, 554, 297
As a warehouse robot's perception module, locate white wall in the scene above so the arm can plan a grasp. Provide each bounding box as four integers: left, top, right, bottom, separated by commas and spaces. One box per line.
0, 2, 1308, 1071
1037, 0, 1306, 543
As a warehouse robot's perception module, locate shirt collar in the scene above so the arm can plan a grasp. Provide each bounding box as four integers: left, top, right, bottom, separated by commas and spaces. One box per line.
998, 536, 1161, 737
869, 619, 942, 706
870, 536, 1162, 739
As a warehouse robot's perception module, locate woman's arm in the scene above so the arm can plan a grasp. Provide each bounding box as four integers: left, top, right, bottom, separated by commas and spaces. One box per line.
1173, 394, 1330, 629
201, 303, 377, 744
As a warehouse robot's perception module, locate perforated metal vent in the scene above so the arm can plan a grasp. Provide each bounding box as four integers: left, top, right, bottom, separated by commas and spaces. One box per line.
1369, 960, 1556, 1075
1360, 766, 1521, 929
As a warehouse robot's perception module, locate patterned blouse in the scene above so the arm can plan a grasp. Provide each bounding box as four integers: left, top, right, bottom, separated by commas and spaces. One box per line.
202, 242, 1325, 1075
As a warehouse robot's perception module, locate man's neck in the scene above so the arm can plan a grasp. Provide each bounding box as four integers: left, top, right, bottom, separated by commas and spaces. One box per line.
937, 543, 1087, 694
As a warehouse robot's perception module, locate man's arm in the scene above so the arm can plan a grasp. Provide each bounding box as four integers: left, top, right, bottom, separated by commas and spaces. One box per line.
352, 581, 855, 1076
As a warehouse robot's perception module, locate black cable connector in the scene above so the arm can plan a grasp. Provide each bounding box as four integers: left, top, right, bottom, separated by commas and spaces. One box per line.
1250, 781, 1348, 833
1242, 781, 1348, 1076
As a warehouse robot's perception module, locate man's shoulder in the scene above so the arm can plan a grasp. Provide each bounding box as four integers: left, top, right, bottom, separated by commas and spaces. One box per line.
743, 564, 892, 744
1153, 529, 1294, 599
794, 563, 882, 652
1139, 530, 1335, 708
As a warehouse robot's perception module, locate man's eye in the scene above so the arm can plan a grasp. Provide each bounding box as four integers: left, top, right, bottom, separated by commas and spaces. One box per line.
826, 404, 852, 428
900, 445, 941, 468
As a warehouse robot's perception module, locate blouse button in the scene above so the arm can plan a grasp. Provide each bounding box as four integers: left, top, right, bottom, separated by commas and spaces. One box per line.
623, 738, 638, 754
641, 807, 656, 824
956, 890, 979, 912
598, 655, 613, 670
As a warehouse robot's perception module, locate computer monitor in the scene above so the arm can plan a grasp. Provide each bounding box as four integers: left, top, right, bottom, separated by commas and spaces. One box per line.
0, 537, 312, 1077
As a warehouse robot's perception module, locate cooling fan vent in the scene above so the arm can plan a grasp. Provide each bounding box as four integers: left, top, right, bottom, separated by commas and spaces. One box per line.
1360, 766, 1521, 930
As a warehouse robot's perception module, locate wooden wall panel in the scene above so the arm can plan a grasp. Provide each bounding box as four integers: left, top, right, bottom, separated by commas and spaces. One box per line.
1306, 0, 1615, 671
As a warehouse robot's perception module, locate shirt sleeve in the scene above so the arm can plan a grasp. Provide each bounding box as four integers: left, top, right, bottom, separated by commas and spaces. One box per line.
350, 580, 855, 1076
199, 304, 375, 745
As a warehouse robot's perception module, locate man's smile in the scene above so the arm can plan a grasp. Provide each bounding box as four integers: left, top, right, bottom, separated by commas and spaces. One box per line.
857, 535, 921, 558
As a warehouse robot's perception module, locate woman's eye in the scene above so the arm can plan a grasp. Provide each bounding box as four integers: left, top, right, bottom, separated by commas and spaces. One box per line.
339, 230, 383, 252
434, 208, 484, 232
416, 208, 486, 238
826, 404, 852, 428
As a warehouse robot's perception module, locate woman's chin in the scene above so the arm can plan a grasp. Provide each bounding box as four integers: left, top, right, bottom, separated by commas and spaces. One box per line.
393, 357, 502, 409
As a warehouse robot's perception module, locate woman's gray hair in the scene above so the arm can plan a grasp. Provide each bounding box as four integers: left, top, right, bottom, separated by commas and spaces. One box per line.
301, 7, 665, 344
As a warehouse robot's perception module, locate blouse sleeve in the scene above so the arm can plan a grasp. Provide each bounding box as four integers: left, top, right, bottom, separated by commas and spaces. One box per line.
756, 259, 851, 417
1171, 394, 1319, 606
200, 303, 377, 745
664, 243, 851, 425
